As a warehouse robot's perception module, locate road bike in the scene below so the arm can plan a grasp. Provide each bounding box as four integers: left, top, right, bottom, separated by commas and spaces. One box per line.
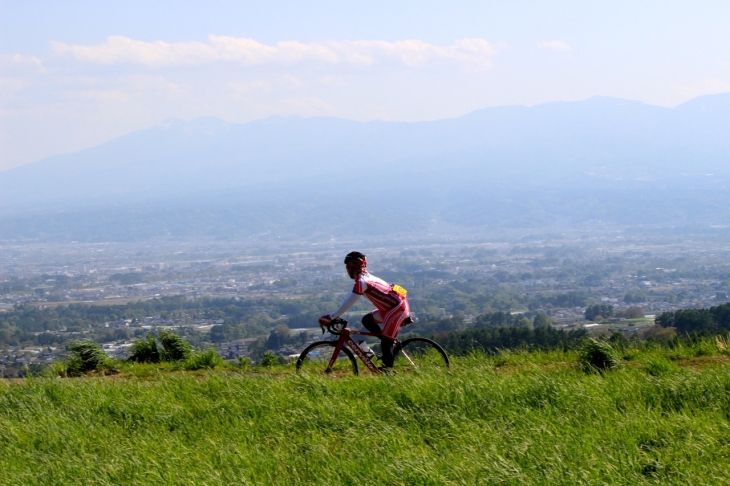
295, 317, 449, 375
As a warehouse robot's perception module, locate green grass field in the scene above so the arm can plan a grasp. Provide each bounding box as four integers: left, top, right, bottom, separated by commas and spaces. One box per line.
2, 345, 730, 485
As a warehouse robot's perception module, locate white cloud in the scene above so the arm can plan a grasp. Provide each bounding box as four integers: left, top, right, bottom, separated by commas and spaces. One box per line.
278, 97, 338, 117
59, 74, 189, 102
0, 78, 28, 103
537, 41, 571, 51
278, 74, 305, 89
66, 89, 130, 102
49, 35, 498, 69
124, 74, 190, 96
226, 79, 272, 94
226, 75, 303, 96
0, 53, 45, 72
320, 76, 348, 87
675, 78, 730, 98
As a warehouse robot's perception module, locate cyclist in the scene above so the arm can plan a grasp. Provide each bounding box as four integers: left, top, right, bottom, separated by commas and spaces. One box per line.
319, 251, 410, 369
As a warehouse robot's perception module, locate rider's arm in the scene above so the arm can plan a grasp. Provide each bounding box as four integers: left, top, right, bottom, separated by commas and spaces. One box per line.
330, 292, 360, 319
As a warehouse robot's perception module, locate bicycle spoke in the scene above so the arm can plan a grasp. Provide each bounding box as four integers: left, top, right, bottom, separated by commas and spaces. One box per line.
399, 349, 418, 368
392, 337, 449, 372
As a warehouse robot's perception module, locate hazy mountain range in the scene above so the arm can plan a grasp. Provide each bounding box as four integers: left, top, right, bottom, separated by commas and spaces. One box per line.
1, 93, 729, 241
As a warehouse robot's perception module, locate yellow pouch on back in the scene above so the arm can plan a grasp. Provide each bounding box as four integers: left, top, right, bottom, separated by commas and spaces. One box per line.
392, 284, 408, 297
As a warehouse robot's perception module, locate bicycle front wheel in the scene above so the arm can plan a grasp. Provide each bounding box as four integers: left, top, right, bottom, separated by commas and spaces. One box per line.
296, 341, 359, 376
392, 337, 450, 372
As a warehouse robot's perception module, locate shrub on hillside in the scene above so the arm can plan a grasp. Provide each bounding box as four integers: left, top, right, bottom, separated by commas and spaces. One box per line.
159, 330, 192, 361
642, 325, 677, 345
609, 332, 629, 350
260, 352, 278, 367
129, 334, 161, 363
184, 348, 225, 371
716, 335, 730, 355
129, 332, 193, 363
578, 338, 621, 374
643, 357, 678, 377
686, 334, 718, 357
66, 339, 110, 376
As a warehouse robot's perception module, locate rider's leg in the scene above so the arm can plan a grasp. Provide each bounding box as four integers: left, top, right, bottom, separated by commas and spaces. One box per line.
362, 311, 395, 367
381, 341, 395, 368
379, 299, 410, 368
361, 312, 381, 334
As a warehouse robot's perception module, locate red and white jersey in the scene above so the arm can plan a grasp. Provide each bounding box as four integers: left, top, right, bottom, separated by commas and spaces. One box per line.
352, 272, 401, 312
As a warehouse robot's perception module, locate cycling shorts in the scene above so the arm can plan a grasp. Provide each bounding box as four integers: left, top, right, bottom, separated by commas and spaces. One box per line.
373, 297, 410, 339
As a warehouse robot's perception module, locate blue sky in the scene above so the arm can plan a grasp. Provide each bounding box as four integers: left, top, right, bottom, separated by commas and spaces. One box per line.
1, 1, 729, 170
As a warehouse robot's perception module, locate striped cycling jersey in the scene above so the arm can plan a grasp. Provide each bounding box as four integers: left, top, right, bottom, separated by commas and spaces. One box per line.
353, 272, 401, 312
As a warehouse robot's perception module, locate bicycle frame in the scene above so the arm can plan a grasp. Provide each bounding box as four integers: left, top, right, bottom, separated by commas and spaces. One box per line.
326, 327, 395, 374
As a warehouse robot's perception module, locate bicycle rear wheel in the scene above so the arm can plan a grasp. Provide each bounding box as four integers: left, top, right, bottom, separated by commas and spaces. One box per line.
296, 341, 359, 376
392, 337, 450, 372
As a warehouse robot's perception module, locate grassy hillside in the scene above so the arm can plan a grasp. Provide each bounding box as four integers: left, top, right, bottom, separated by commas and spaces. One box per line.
2, 346, 730, 485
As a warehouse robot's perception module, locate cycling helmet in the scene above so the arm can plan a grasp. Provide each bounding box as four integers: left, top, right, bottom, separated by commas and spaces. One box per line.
344, 251, 367, 275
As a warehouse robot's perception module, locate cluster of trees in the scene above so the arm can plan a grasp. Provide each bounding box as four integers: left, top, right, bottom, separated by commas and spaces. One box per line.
584, 304, 643, 321
264, 325, 309, 350
537, 291, 590, 309
475, 312, 531, 328
1, 279, 31, 293
624, 292, 648, 304
4, 255, 654, 349
615, 306, 644, 319
1, 274, 85, 294
404, 310, 556, 338
584, 304, 614, 320
108, 273, 146, 285
367, 266, 595, 318
655, 302, 730, 335
0, 295, 339, 347
12, 275, 723, 354
533, 312, 553, 328
416, 286, 591, 317
431, 326, 588, 355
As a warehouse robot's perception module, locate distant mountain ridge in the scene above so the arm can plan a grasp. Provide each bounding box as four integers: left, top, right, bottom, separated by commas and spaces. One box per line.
1, 93, 729, 241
